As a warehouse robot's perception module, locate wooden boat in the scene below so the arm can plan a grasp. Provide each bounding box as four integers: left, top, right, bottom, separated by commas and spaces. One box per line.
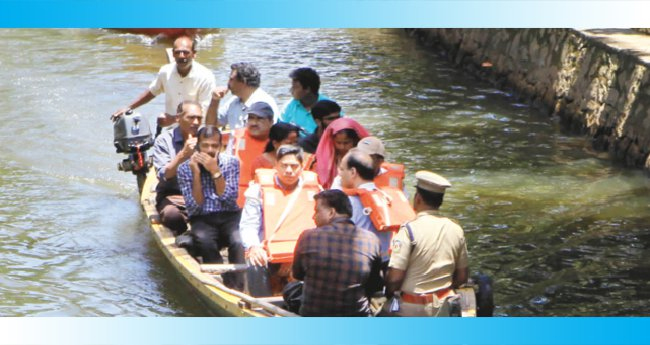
122, 48, 485, 318
123, 47, 292, 315
138, 166, 484, 317
139, 167, 297, 316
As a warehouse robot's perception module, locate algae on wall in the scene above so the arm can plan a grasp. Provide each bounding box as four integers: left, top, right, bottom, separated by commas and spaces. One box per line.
411, 28, 650, 171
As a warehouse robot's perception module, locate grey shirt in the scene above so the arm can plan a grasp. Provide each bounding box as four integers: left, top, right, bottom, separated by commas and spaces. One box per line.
218, 88, 280, 129
153, 126, 184, 201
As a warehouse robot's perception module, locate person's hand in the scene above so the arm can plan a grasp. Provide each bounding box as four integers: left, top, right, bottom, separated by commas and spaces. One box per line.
110, 107, 130, 121
180, 135, 197, 160
248, 246, 268, 267
189, 152, 201, 173
195, 152, 219, 174
157, 113, 177, 127
212, 87, 228, 101
278, 263, 292, 277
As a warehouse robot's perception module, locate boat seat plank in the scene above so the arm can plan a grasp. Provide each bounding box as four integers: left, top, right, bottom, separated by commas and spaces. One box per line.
201, 263, 248, 274
256, 296, 284, 303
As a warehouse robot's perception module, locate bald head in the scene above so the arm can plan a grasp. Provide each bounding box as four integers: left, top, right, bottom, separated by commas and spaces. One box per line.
339, 148, 376, 188
172, 36, 196, 74
173, 35, 196, 52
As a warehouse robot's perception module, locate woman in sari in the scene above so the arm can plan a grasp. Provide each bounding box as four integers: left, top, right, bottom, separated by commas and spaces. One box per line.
314, 117, 370, 189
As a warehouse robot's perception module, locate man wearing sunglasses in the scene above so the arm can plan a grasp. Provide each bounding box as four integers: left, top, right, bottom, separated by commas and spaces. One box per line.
112, 35, 216, 129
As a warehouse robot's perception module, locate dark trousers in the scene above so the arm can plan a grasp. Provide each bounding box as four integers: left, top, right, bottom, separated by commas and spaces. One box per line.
156, 195, 188, 236
190, 211, 245, 290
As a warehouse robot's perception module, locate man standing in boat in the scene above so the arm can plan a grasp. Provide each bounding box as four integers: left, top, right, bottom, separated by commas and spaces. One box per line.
176, 125, 244, 290
292, 189, 383, 316
281, 67, 335, 136
239, 145, 321, 296
112, 35, 216, 128
206, 62, 280, 129
384, 171, 469, 317
152, 100, 203, 235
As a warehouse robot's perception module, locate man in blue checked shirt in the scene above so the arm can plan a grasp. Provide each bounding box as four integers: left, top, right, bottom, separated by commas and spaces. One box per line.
177, 125, 244, 290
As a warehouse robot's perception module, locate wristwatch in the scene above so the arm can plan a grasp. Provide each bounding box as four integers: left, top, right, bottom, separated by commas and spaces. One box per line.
212, 171, 223, 180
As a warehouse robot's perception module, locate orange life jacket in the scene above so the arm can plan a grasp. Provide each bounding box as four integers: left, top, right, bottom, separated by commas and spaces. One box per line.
219, 130, 232, 149
344, 185, 415, 232
256, 169, 322, 263
374, 162, 405, 190
230, 128, 268, 207
302, 152, 317, 172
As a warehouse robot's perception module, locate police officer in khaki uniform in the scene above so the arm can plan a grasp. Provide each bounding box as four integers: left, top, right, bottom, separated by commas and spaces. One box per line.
384, 170, 469, 316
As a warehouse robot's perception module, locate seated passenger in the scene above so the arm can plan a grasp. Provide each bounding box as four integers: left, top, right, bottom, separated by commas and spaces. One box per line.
356, 136, 405, 190
331, 135, 406, 191
152, 100, 201, 235
292, 189, 383, 316
176, 126, 244, 290
352, 137, 414, 233
314, 117, 369, 189
298, 100, 342, 154
239, 145, 321, 296
226, 101, 274, 207
250, 122, 301, 180
338, 149, 392, 265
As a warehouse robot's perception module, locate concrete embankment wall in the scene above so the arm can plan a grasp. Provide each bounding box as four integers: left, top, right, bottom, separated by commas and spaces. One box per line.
410, 29, 650, 171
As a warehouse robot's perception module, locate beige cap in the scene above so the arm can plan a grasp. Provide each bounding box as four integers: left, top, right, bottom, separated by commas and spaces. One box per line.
415, 170, 452, 193
357, 136, 386, 157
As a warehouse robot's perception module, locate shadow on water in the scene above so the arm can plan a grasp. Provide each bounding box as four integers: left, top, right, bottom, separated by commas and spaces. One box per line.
143, 225, 219, 316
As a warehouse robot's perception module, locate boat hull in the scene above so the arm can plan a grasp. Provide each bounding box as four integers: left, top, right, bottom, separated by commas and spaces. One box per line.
139, 169, 294, 317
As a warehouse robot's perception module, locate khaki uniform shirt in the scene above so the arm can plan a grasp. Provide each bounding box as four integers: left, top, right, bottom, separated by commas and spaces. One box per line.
388, 210, 468, 294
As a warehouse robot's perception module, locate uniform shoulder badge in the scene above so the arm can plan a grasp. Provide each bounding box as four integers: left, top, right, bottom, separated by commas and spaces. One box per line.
391, 238, 403, 254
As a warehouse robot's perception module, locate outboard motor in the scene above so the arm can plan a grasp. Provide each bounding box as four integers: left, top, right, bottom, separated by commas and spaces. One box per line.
113, 110, 154, 192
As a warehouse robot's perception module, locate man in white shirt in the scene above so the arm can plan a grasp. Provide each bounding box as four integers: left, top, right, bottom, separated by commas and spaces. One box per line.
206, 62, 280, 129
112, 36, 216, 128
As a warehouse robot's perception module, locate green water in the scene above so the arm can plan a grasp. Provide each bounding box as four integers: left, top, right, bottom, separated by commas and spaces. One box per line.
0, 28, 648, 315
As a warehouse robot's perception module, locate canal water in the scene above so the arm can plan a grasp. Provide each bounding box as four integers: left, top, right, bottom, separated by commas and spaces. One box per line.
1, 28, 649, 316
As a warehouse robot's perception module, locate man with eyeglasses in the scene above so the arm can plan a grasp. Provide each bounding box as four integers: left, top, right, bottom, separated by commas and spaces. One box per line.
112, 35, 216, 129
